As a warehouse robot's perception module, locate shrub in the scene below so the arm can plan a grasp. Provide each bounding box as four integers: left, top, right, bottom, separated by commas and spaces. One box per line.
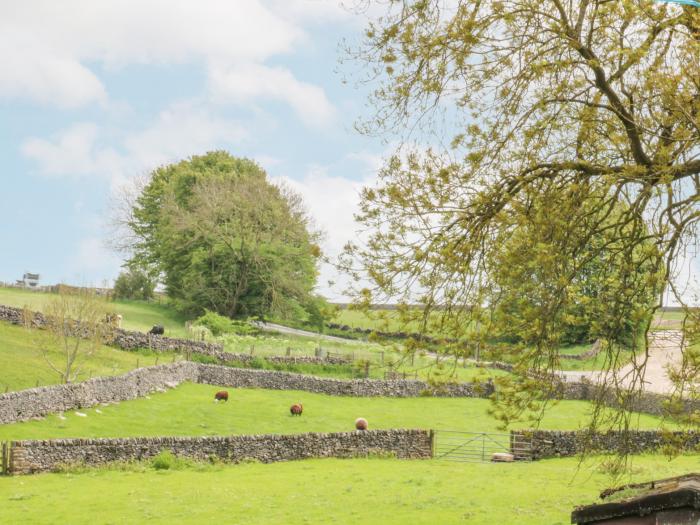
151, 450, 190, 470
193, 310, 257, 336
113, 269, 155, 301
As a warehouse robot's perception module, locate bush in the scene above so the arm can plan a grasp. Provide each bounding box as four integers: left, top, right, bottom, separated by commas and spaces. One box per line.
194, 310, 257, 336
113, 269, 155, 301
151, 450, 190, 470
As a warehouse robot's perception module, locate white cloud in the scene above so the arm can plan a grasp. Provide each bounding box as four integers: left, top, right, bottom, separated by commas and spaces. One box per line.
0, 1, 337, 123
0, 30, 106, 107
21, 102, 248, 186
21, 123, 122, 179
123, 102, 248, 174
272, 154, 382, 299
209, 63, 336, 127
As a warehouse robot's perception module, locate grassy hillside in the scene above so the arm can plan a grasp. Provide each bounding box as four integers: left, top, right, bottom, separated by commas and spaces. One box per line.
0, 382, 672, 442
0, 455, 697, 524
0, 286, 647, 374
0, 321, 180, 392
0, 286, 189, 337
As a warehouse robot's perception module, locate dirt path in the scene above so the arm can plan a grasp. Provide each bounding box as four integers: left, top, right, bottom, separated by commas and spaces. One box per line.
253, 321, 367, 345
257, 322, 687, 393
560, 330, 685, 394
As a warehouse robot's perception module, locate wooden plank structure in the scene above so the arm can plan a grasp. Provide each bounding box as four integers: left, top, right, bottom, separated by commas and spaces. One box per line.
572, 474, 700, 524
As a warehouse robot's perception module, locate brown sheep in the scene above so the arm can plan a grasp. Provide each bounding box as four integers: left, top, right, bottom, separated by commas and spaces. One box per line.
290, 403, 303, 416
355, 417, 368, 431
214, 391, 229, 402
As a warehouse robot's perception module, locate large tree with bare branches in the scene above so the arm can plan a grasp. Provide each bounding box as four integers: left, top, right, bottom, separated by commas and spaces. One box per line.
345, 0, 700, 429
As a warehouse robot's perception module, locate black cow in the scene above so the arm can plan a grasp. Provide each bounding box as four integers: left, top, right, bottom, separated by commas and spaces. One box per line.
148, 325, 165, 335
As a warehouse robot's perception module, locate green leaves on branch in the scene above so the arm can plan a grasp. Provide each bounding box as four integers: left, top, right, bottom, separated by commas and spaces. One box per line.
125, 151, 321, 321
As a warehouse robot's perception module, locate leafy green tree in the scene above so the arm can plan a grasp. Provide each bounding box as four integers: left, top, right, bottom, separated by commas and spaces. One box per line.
126, 151, 321, 320
345, 1, 700, 430
489, 188, 661, 350
113, 268, 155, 301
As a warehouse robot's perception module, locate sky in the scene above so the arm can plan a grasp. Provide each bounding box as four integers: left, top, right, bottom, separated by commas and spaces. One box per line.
2, 1, 698, 306
0, 1, 388, 299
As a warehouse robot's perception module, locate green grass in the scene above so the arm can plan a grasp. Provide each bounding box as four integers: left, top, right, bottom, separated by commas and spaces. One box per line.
0, 382, 672, 442
0, 321, 181, 392
223, 332, 507, 382
0, 286, 189, 337
332, 307, 447, 334
558, 343, 611, 371
1, 454, 698, 524
0, 287, 494, 382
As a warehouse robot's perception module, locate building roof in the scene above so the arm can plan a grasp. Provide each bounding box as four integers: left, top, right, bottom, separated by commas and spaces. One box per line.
572, 473, 700, 524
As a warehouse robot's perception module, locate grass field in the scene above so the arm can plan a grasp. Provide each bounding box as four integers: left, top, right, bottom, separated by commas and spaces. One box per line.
0, 315, 504, 391
0, 321, 181, 392
0, 382, 672, 442
0, 454, 698, 524
331, 307, 449, 335
0, 286, 675, 377
0, 286, 190, 337
335, 307, 690, 333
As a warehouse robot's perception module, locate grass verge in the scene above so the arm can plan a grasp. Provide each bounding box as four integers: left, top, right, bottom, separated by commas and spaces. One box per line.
1, 454, 698, 524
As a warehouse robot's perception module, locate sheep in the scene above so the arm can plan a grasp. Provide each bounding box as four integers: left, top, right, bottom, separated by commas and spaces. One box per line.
355, 417, 368, 431
290, 403, 303, 416
214, 391, 229, 402
148, 325, 165, 335
104, 313, 123, 329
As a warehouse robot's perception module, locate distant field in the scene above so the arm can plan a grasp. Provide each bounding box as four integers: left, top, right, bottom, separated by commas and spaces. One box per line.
0, 286, 649, 375
0, 314, 503, 392
1, 455, 698, 524
331, 308, 453, 335
222, 333, 507, 382
0, 382, 672, 442
0, 321, 180, 392
0, 287, 190, 337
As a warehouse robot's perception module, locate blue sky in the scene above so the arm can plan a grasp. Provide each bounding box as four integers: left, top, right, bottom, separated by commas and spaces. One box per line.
0, 1, 387, 298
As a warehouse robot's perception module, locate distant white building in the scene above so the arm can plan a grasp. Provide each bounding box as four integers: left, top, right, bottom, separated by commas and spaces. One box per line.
20, 273, 40, 288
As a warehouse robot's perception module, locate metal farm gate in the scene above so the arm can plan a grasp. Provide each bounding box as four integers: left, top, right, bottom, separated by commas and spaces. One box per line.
433, 430, 532, 462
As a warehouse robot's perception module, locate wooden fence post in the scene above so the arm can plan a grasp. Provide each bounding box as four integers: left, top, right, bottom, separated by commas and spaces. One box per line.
1, 442, 8, 475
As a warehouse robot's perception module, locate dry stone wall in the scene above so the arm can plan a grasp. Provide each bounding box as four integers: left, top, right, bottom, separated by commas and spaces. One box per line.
195, 364, 492, 398
0, 362, 198, 424
0, 304, 355, 368
8, 429, 433, 474
0, 363, 492, 425
111, 329, 224, 354
512, 429, 700, 459
558, 380, 682, 417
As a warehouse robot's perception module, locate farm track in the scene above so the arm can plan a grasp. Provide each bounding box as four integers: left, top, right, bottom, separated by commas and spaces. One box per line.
559, 330, 686, 394
254, 321, 367, 345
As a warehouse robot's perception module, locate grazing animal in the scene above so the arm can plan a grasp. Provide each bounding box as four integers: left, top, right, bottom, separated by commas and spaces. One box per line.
104, 313, 123, 329
290, 403, 303, 416
355, 417, 368, 431
148, 325, 165, 335
214, 391, 229, 402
